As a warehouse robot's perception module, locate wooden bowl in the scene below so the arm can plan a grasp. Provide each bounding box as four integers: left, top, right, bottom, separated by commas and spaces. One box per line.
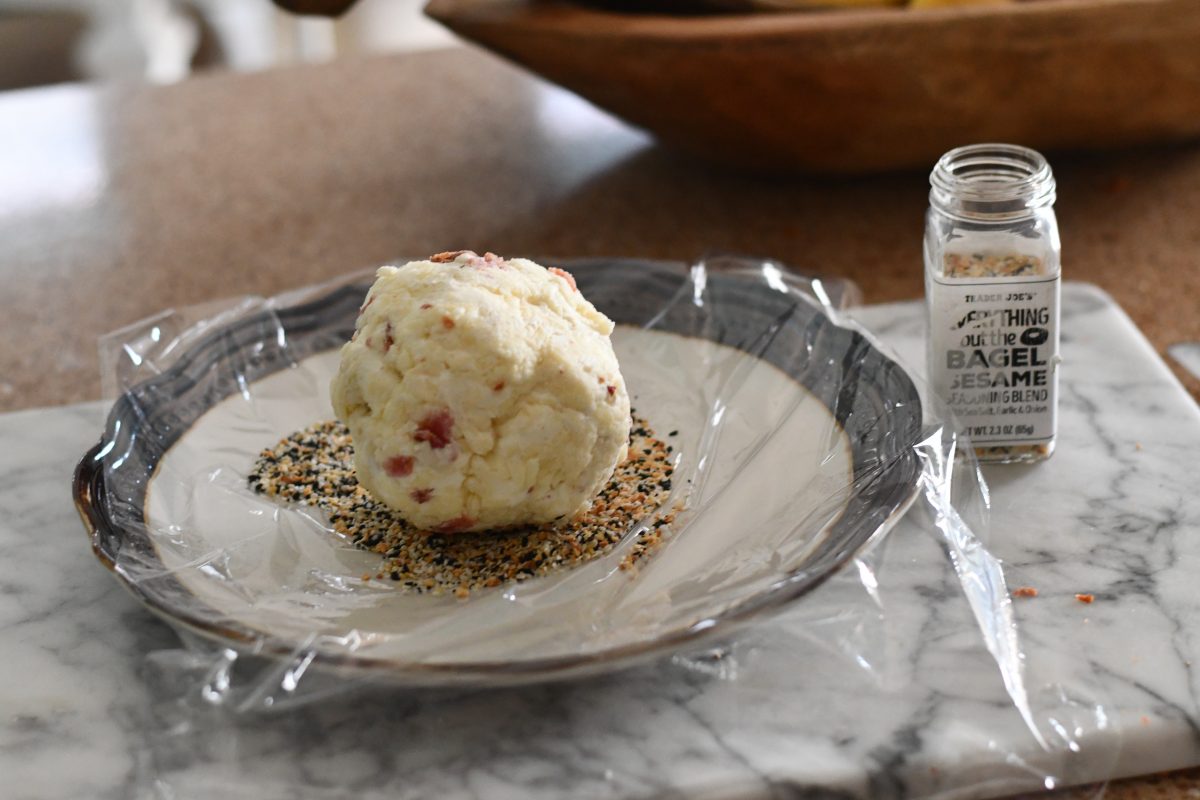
424, 0, 1200, 173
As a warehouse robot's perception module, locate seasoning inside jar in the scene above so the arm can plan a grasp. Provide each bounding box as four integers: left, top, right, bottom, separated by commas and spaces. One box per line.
924, 144, 1061, 464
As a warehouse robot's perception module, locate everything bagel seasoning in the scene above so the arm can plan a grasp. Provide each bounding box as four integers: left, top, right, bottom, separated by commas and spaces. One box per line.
248, 414, 677, 596
925, 144, 1061, 464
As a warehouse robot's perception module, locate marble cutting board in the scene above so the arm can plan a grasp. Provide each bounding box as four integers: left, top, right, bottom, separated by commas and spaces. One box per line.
2, 282, 1198, 800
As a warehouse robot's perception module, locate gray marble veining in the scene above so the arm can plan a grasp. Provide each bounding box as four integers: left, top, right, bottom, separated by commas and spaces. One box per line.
2, 283, 1198, 799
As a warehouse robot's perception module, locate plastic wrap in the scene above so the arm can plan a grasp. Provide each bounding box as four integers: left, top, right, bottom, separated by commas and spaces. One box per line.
75, 256, 1116, 798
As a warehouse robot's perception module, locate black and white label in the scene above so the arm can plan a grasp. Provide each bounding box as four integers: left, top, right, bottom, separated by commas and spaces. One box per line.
929, 275, 1059, 446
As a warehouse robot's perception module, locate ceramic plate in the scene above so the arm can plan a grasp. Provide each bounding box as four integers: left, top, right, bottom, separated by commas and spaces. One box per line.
74, 258, 922, 686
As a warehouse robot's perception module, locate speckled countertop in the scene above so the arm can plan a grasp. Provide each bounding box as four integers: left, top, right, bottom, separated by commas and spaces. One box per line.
1, 47, 1198, 412
2, 44, 1199, 798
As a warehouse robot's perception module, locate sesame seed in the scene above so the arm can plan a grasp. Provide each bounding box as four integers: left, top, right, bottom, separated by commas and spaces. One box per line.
247, 414, 677, 598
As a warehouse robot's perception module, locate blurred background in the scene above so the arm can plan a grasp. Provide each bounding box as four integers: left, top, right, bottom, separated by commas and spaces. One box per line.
0, 0, 455, 90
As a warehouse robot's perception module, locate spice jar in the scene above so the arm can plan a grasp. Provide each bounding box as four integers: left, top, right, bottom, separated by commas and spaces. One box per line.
924, 143, 1061, 464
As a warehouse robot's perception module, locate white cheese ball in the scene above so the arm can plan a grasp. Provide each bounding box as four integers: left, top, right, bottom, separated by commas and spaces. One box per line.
330, 252, 630, 533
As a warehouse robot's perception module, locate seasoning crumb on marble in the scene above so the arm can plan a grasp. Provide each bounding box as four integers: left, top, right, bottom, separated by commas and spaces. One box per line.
1012, 586, 1038, 598
248, 413, 676, 597
1075, 593, 1095, 604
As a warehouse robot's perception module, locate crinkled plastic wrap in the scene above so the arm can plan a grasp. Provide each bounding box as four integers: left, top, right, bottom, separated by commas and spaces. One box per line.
76, 256, 1115, 798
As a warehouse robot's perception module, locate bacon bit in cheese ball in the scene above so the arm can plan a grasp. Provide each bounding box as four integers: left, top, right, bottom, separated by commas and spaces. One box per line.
549, 267, 578, 292
384, 456, 414, 477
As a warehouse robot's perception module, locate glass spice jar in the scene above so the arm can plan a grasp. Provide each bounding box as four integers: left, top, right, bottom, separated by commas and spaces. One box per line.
924, 143, 1061, 464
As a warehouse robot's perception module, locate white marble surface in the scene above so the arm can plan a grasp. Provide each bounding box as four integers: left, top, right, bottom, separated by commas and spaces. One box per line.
2, 283, 1199, 799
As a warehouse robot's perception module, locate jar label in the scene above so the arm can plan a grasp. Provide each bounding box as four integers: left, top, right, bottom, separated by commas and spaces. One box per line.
928, 275, 1059, 446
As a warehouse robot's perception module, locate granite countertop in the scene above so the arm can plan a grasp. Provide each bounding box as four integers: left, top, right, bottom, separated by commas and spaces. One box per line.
0, 48, 1197, 413
2, 44, 1200, 798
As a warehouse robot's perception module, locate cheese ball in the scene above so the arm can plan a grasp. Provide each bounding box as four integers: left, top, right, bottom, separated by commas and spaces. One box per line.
330, 252, 630, 533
